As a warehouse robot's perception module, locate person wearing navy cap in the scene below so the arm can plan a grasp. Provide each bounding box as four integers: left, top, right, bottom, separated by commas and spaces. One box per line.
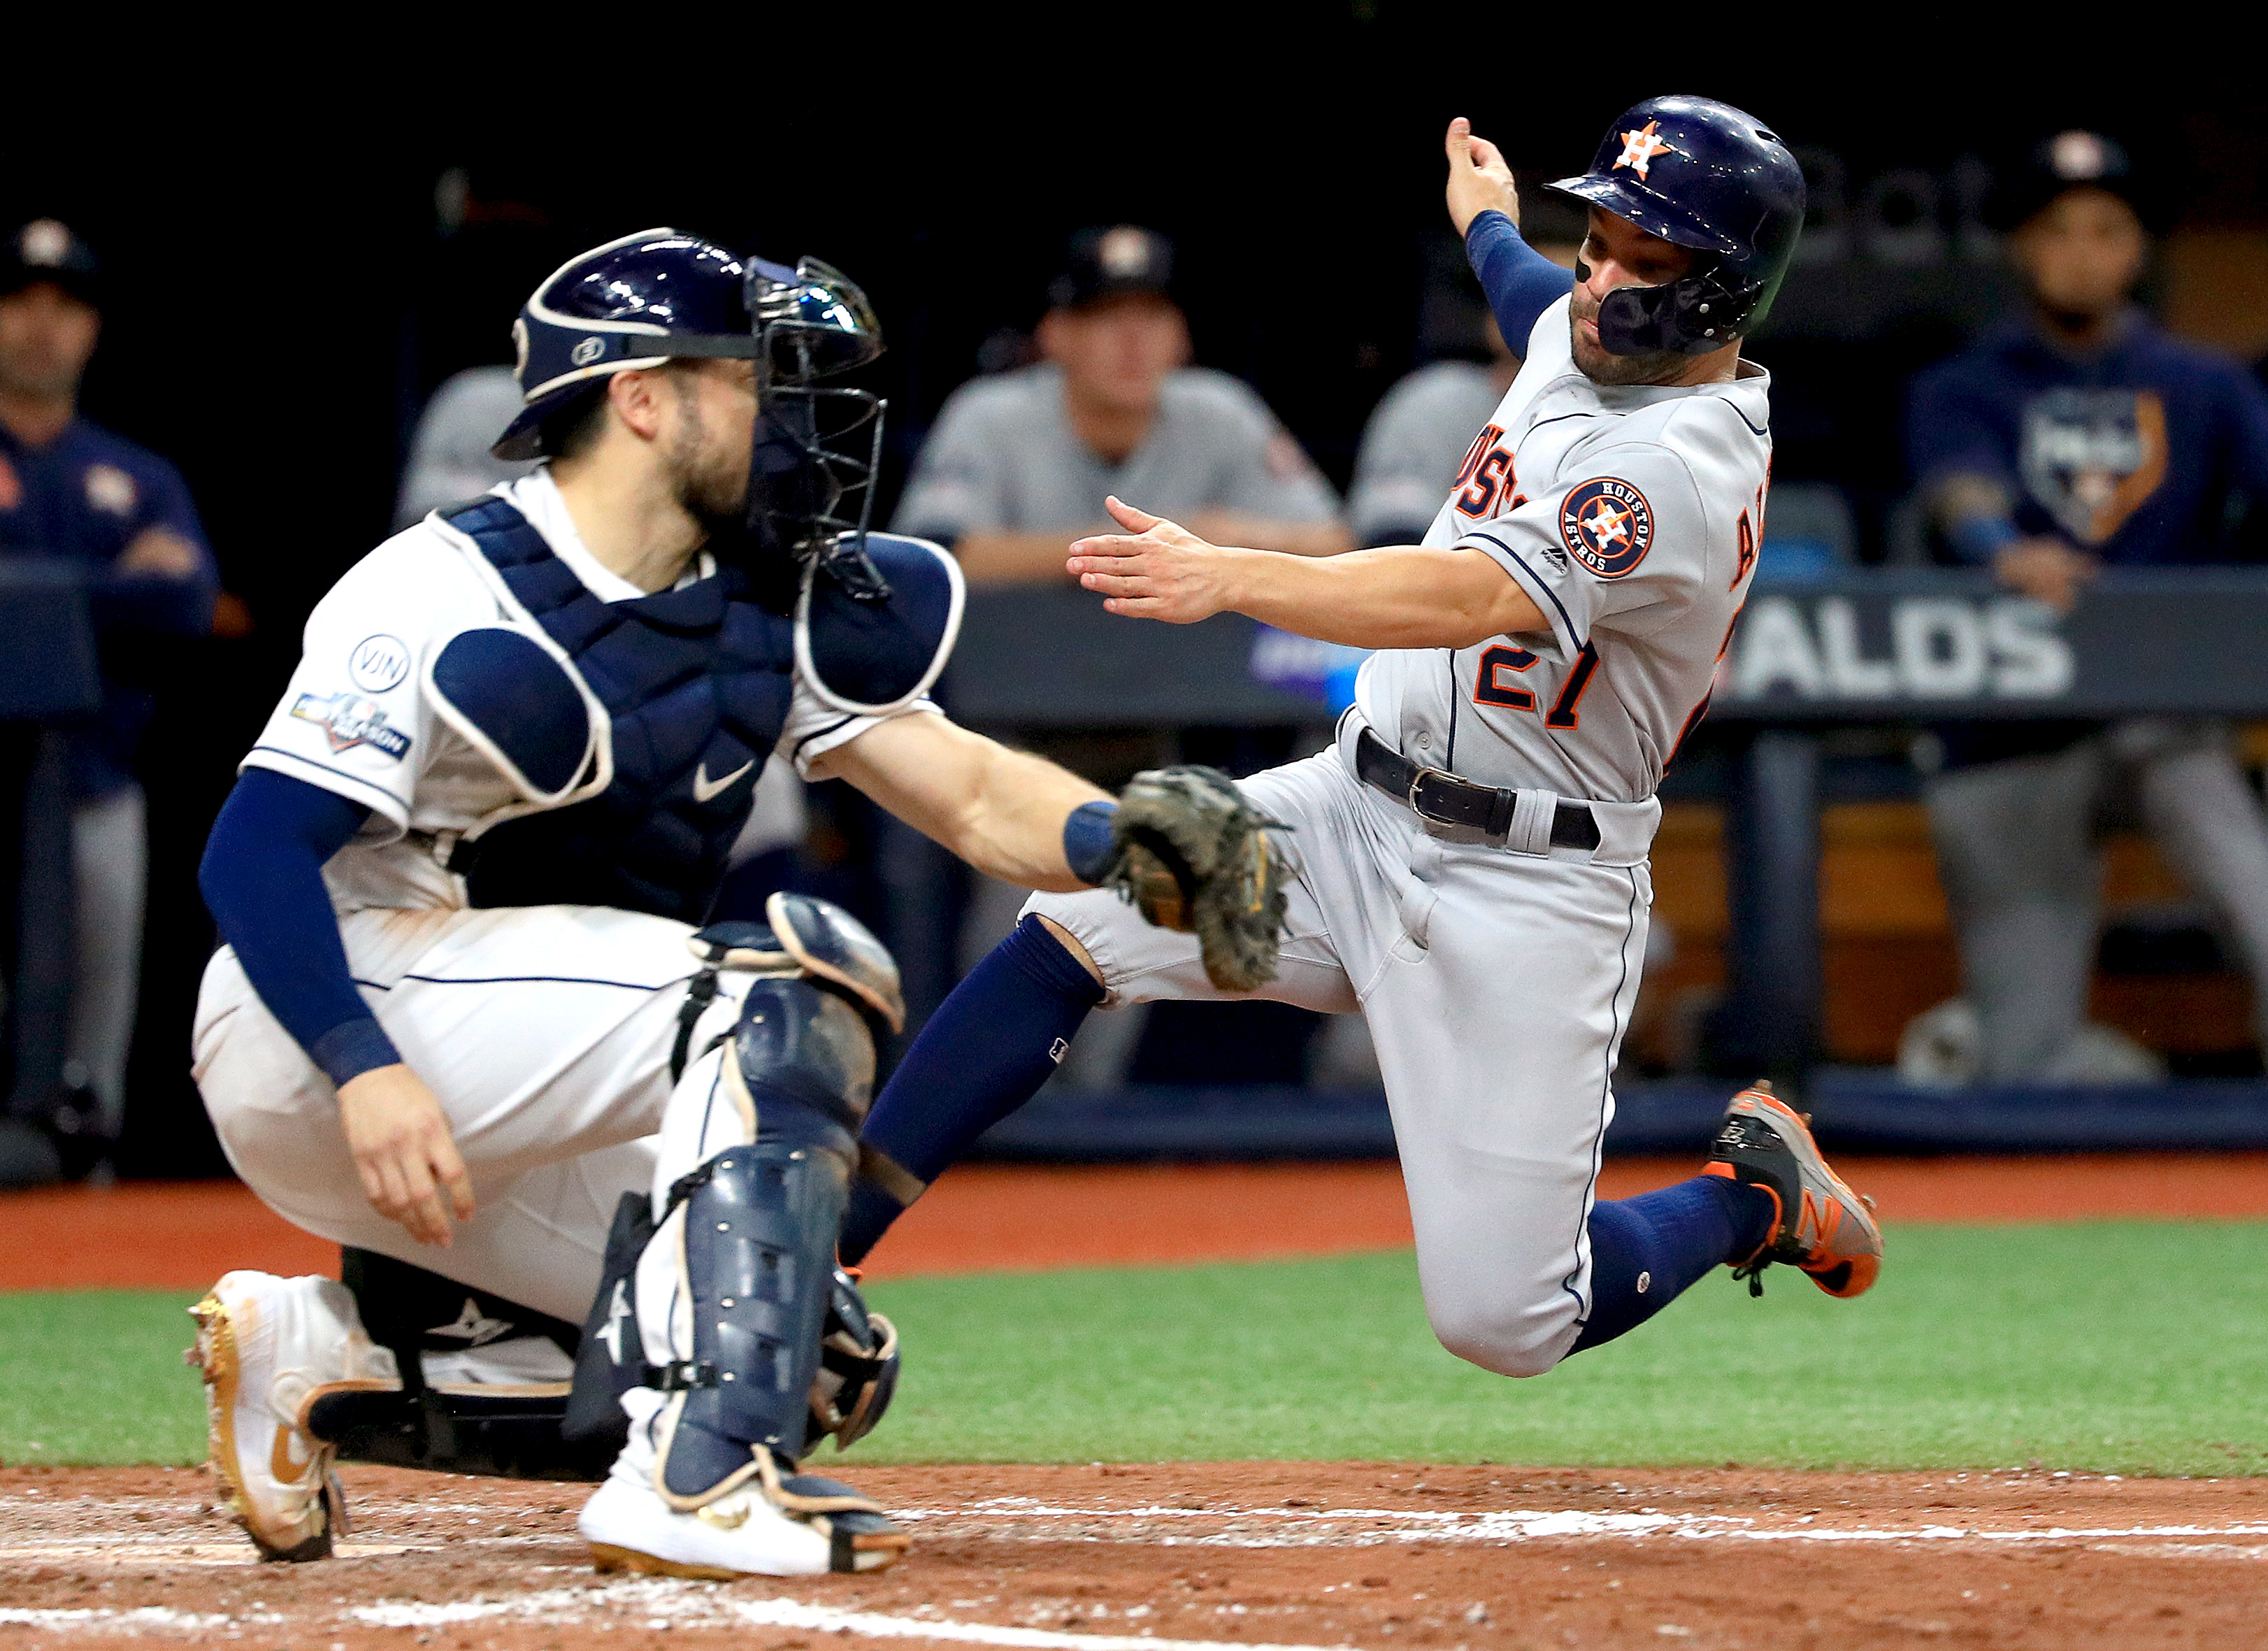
894, 224, 1349, 585
1905, 134, 2268, 1083
0, 218, 220, 1162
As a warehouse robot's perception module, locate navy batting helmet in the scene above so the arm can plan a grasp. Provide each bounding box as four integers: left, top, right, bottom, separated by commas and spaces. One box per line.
492, 227, 887, 566
1546, 96, 1804, 357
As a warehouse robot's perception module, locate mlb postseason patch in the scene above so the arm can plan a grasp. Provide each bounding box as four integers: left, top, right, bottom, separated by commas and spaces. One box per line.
1558, 478, 1653, 578
292, 692, 412, 761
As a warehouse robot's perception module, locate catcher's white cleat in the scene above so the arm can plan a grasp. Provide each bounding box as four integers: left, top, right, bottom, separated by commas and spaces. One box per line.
186, 1271, 399, 1561
578, 1391, 907, 1578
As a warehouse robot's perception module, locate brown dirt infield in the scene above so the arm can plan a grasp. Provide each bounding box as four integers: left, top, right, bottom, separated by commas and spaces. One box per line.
8, 1158, 2267, 1643
5, 1461, 2265, 1647
9, 1152, 2268, 1291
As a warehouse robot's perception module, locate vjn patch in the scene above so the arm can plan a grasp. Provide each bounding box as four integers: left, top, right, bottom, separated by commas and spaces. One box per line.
1558, 477, 1654, 578
292, 692, 412, 761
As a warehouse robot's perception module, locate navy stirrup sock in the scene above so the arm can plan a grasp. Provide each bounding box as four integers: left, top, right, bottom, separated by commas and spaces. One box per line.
841, 916, 1105, 1264
1568, 1175, 1777, 1355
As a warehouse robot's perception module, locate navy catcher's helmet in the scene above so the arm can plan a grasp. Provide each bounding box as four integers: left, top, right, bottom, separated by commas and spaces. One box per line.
1546, 96, 1804, 357
492, 228, 887, 569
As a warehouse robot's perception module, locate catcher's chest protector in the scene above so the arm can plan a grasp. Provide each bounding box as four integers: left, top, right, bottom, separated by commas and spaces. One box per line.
439, 496, 796, 920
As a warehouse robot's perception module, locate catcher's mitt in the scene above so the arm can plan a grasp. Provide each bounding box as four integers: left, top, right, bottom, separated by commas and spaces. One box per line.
1100, 766, 1292, 992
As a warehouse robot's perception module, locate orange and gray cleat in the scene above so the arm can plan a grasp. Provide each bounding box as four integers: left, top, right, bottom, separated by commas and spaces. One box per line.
1703, 1084, 1882, 1299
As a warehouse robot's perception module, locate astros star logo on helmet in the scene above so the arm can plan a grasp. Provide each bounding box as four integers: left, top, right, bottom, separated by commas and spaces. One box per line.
1613, 120, 1682, 179
1559, 477, 1655, 578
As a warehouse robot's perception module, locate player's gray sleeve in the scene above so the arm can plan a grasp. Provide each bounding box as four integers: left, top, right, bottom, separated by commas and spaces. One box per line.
1176, 371, 1343, 524
1459, 441, 1714, 658
890, 381, 1015, 543
395, 367, 537, 529
1349, 365, 1495, 547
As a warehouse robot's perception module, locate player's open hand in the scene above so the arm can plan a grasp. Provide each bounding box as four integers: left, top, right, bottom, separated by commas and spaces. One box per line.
1444, 117, 1520, 238
1069, 496, 1246, 624
1994, 537, 2097, 614
337, 1064, 475, 1247
117, 526, 203, 579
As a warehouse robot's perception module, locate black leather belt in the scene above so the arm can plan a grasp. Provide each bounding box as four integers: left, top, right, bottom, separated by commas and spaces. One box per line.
1355, 727, 1600, 850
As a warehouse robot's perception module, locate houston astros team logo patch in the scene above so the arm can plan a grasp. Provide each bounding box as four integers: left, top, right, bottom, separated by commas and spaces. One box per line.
1559, 478, 1654, 578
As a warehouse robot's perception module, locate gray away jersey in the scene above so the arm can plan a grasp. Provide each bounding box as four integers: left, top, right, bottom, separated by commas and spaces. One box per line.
1355, 294, 1772, 805
892, 363, 1342, 540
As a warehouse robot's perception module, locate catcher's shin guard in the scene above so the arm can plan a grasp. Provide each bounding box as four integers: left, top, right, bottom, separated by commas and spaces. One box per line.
568, 1188, 896, 1460
652, 1129, 850, 1501
591, 954, 905, 1572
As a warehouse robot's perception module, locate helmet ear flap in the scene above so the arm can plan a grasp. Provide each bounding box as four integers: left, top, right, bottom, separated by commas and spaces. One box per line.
1593, 262, 1760, 358
1593, 280, 1677, 356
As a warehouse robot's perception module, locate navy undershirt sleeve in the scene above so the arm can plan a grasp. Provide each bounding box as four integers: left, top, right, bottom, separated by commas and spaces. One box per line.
198, 768, 403, 1088
1465, 210, 1572, 357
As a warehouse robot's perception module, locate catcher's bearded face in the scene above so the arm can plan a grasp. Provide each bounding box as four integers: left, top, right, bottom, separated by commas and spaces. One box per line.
1569, 208, 1697, 387
663, 359, 761, 529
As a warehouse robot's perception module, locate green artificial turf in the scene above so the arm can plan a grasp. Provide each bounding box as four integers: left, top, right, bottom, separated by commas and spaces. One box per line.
8, 1222, 2267, 1475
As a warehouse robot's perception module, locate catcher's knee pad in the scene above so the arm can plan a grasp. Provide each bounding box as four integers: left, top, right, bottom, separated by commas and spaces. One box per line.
726, 976, 877, 1143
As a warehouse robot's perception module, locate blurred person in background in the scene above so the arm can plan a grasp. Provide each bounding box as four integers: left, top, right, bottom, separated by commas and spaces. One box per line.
0, 220, 220, 1154
1904, 133, 2268, 1084
394, 366, 537, 528
1348, 198, 1588, 548
893, 224, 1349, 583
894, 227, 1349, 1080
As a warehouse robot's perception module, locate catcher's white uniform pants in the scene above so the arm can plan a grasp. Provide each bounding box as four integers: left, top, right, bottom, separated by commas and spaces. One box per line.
1026, 734, 1658, 1378
194, 904, 752, 1326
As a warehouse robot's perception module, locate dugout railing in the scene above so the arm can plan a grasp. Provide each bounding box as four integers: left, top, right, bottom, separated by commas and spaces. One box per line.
939, 566, 2268, 1157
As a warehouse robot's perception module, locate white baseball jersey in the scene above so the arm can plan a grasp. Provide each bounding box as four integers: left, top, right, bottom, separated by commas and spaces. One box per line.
199, 469, 935, 1326
242, 468, 931, 934
1356, 294, 1771, 803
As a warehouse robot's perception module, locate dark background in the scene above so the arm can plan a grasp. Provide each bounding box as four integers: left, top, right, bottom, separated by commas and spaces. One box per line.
8, 26, 2265, 1172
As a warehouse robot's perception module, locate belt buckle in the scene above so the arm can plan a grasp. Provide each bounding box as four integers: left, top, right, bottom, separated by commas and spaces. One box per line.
1404, 764, 1455, 826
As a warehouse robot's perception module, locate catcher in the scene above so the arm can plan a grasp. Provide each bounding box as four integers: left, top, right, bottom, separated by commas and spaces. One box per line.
186, 229, 1288, 1579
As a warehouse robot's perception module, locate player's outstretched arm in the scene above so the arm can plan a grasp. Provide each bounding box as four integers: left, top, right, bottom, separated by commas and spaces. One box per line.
1069, 496, 1549, 650
815, 712, 1288, 991
809, 713, 1111, 892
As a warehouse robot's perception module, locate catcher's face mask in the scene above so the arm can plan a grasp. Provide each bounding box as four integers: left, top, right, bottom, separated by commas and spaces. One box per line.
743, 257, 888, 580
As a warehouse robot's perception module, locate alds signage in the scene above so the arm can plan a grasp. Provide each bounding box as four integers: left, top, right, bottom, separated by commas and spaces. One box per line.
1721, 593, 2074, 706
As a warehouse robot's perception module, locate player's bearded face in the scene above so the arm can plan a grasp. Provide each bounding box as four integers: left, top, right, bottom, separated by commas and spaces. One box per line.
1569, 283, 1678, 385
1567, 212, 1697, 387
663, 362, 759, 527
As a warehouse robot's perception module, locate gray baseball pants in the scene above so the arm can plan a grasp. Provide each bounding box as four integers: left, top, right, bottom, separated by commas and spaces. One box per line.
1925, 718, 2268, 1081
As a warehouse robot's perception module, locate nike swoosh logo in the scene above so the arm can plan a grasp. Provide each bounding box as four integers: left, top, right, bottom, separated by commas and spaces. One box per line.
692, 759, 755, 803
271, 1420, 317, 1485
